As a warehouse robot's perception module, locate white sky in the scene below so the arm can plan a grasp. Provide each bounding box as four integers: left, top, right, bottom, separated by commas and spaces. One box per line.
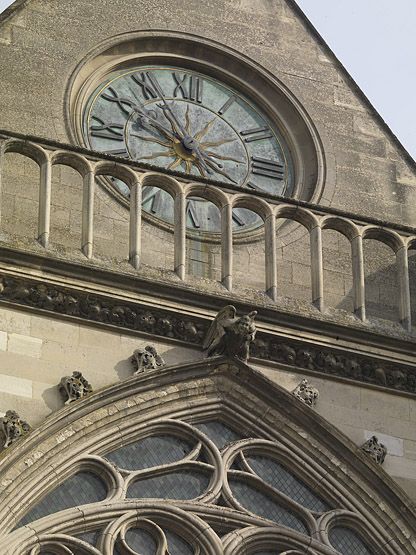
0, 0, 414, 160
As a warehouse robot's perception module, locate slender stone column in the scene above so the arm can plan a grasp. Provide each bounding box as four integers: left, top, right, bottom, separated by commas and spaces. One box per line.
38, 157, 52, 248
129, 180, 142, 269
174, 191, 186, 280
310, 225, 324, 311
351, 234, 366, 320
265, 214, 277, 301
81, 171, 95, 259
397, 245, 411, 331
221, 203, 233, 291
0, 142, 4, 227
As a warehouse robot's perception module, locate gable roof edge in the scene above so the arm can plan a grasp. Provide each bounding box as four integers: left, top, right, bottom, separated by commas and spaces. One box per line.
0, 0, 29, 25
290, 0, 416, 170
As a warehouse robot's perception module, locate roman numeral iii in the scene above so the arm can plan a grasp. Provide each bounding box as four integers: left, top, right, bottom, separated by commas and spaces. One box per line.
251, 157, 285, 179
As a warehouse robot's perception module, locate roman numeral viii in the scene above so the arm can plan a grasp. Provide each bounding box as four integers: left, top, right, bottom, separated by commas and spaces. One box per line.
251, 157, 285, 179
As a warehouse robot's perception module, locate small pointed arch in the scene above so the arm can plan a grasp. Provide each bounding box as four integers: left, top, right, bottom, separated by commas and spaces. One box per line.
274, 204, 320, 232
1, 139, 48, 166
231, 193, 272, 223
320, 216, 360, 315
140, 171, 182, 199
0, 140, 48, 241
0, 358, 413, 554
320, 215, 360, 242
137, 172, 180, 272
175, 182, 225, 281
47, 151, 94, 252
362, 225, 404, 253
275, 204, 322, 308
184, 181, 229, 210
50, 150, 93, 177
226, 194, 274, 295
362, 226, 408, 324
94, 160, 138, 189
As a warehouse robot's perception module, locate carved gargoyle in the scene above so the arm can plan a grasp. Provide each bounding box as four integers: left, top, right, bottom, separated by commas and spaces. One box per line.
1, 410, 31, 448
203, 305, 257, 362
361, 435, 387, 465
59, 371, 93, 405
131, 345, 165, 374
292, 379, 319, 407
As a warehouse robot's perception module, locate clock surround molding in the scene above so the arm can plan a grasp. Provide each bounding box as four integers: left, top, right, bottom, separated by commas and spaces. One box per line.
66, 30, 328, 240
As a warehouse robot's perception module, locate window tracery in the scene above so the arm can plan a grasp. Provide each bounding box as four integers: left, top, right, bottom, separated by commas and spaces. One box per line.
11, 418, 389, 554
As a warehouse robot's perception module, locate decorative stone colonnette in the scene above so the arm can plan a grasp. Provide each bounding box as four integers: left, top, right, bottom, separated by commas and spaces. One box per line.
1, 130, 416, 330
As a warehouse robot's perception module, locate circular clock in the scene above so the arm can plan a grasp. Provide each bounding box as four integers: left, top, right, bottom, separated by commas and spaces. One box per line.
83, 65, 295, 232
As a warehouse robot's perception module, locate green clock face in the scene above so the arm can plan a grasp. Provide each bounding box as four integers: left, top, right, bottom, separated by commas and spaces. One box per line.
84, 65, 294, 232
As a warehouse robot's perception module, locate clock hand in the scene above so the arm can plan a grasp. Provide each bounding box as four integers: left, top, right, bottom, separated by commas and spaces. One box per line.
131, 103, 178, 142
157, 102, 215, 176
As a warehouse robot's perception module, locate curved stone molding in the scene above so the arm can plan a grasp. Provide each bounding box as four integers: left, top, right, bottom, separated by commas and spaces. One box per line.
59, 372, 93, 404
292, 379, 319, 407
361, 436, 387, 465
1, 410, 31, 449
131, 345, 165, 374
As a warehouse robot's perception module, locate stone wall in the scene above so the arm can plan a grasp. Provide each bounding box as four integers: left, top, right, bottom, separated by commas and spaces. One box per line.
0, 0, 415, 328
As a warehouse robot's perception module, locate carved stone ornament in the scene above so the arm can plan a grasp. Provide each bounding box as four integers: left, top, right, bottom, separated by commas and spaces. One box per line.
361, 435, 387, 465
1, 410, 31, 448
0, 274, 415, 395
203, 305, 257, 362
131, 345, 166, 374
59, 371, 93, 404
292, 379, 319, 407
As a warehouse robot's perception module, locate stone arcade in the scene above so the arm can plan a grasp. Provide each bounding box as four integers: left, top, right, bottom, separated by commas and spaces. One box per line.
0, 1, 415, 554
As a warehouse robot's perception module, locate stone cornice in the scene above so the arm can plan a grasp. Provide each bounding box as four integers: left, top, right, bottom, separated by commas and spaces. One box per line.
0, 265, 415, 396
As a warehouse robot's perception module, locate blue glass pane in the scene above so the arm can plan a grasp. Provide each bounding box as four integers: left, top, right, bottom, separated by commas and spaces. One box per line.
330, 526, 373, 555
17, 471, 107, 527
75, 529, 102, 547
246, 455, 330, 512
127, 470, 210, 500
230, 478, 308, 535
126, 528, 157, 554
105, 435, 193, 470
165, 529, 193, 555
195, 421, 243, 450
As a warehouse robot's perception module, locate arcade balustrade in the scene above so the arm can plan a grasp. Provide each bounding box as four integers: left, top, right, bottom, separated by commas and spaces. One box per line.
0, 130, 415, 331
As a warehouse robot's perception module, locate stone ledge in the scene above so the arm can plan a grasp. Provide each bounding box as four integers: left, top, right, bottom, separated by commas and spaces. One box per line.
0, 270, 415, 397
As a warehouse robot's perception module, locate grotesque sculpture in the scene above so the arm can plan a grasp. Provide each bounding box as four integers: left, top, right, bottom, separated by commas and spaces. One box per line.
131, 345, 165, 374
361, 435, 387, 465
1, 410, 31, 448
203, 305, 257, 362
59, 371, 93, 405
292, 379, 319, 407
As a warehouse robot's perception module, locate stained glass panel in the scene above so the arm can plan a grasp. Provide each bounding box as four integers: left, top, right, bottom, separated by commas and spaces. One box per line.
105, 435, 193, 470
229, 478, 308, 535
246, 454, 330, 512
127, 470, 210, 500
330, 526, 373, 554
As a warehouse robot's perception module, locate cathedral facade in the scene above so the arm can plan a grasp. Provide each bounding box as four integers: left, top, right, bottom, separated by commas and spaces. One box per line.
0, 1, 415, 553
